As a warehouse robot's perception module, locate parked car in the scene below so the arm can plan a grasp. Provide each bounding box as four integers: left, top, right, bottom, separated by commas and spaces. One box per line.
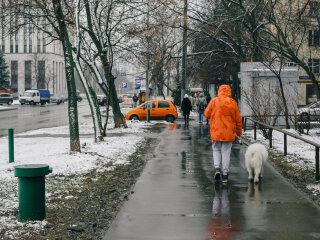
50, 94, 65, 104
0, 93, 13, 105
125, 100, 178, 122
12, 92, 20, 100
298, 101, 320, 121
19, 89, 50, 105
97, 95, 107, 106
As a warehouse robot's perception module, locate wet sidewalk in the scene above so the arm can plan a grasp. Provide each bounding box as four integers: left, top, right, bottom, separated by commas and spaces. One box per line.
103, 120, 320, 240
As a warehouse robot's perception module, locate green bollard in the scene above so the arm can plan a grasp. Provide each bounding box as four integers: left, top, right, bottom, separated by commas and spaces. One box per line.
8, 128, 14, 163
147, 109, 150, 122
14, 164, 52, 222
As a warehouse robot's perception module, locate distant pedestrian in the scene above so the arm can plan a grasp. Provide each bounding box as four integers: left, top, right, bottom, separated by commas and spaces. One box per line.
196, 92, 207, 124
205, 93, 212, 125
132, 93, 138, 108
204, 85, 242, 183
181, 94, 192, 127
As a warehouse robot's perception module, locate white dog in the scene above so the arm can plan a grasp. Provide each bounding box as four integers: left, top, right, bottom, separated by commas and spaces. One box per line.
245, 143, 268, 183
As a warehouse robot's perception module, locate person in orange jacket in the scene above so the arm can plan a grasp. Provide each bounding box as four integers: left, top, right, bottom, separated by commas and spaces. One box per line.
204, 85, 242, 183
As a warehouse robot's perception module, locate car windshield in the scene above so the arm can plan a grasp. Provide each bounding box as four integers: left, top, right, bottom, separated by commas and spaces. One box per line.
304, 101, 320, 108
23, 92, 33, 97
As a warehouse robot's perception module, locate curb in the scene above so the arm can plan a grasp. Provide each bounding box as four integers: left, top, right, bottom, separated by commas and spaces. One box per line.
0, 107, 18, 112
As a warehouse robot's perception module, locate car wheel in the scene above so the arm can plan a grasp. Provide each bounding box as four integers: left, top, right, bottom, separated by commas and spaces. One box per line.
166, 115, 175, 123
20, 103, 24, 105
130, 115, 139, 120
29, 101, 34, 105
300, 112, 309, 122
7, 100, 12, 105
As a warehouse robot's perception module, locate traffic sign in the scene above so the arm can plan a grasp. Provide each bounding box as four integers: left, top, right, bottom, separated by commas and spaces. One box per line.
122, 82, 128, 88
121, 72, 126, 76
135, 78, 141, 87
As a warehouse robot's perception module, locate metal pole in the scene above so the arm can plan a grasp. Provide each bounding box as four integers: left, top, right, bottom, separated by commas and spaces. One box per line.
316, 147, 319, 181
254, 122, 257, 140
181, 0, 188, 101
269, 129, 272, 148
284, 134, 287, 156
146, 0, 150, 122
8, 128, 14, 163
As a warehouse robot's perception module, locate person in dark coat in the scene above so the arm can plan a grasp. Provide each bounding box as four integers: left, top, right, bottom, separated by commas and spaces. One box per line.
206, 93, 212, 125
181, 94, 192, 127
132, 93, 138, 108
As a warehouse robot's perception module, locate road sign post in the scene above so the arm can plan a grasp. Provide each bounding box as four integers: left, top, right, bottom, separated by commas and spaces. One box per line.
8, 128, 14, 163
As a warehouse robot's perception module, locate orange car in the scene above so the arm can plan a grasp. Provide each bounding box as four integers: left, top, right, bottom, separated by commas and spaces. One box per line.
125, 100, 178, 122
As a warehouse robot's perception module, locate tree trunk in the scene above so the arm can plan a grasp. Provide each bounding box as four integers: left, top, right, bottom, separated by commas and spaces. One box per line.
100, 54, 127, 128
52, 0, 80, 152
74, 59, 104, 141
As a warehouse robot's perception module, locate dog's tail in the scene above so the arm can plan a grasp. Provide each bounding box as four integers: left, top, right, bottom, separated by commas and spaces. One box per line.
250, 148, 268, 162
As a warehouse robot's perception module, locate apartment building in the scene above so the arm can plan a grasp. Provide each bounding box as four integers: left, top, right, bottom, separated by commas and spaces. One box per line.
0, 5, 67, 95
296, 1, 320, 106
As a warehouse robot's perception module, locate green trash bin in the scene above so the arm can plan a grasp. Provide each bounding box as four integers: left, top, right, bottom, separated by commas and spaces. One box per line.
14, 164, 52, 222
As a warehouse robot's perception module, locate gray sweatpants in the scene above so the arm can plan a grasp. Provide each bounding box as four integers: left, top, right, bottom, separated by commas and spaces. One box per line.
212, 141, 233, 176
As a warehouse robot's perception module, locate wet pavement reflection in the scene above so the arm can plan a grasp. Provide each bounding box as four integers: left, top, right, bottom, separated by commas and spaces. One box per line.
104, 120, 320, 240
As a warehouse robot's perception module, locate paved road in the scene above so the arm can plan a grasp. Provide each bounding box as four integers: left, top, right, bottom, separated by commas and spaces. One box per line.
0, 102, 90, 137
104, 120, 320, 240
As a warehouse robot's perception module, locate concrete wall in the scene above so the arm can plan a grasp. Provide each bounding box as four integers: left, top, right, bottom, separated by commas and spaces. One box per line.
239, 62, 298, 127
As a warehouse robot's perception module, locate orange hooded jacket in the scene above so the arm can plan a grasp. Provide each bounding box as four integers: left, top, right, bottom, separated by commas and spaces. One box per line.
204, 85, 242, 141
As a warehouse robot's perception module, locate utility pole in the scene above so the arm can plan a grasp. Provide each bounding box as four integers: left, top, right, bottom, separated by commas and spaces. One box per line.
181, 0, 188, 102
146, 0, 151, 122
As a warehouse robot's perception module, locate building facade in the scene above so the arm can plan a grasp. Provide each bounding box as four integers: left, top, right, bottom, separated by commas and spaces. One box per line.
0, 10, 66, 95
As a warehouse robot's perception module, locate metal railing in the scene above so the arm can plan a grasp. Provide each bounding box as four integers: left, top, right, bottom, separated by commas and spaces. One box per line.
243, 117, 320, 181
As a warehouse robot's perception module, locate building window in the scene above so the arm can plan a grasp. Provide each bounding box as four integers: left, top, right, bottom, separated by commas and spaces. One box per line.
29, 45, 32, 53
15, 45, 18, 53
308, 30, 320, 46
25, 61, 32, 90
286, 62, 297, 67
37, 44, 40, 53
308, 58, 320, 74
10, 45, 13, 53
15, 32, 18, 41
37, 60, 45, 89
1, 45, 4, 52
24, 45, 27, 53
308, 1, 320, 18
43, 45, 46, 53
11, 61, 18, 92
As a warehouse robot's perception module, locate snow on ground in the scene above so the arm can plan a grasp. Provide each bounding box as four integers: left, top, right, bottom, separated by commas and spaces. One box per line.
243, 128, 320, 166
0, 105, 8, 110
0, 116, 158, 237
243, 127, 320, 193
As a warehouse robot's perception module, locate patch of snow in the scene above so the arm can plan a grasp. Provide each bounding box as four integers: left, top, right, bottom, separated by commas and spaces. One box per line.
0, 112, 158, 238
243, 128, 320, 168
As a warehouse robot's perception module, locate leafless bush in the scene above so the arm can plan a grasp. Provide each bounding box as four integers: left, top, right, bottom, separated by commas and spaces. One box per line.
242, 80, 283, 139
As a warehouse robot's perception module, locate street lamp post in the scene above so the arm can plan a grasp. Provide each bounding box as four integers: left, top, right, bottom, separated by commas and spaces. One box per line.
146, 0, 151, 122
181, 0, 188, 102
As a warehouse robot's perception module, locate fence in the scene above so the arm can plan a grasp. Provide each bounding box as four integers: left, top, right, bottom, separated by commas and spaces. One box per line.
243, 117, 320, 181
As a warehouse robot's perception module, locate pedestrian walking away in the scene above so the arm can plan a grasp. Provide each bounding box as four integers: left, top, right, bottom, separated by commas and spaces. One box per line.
204, 85, 242, 183
205, 93, 212, 125
132, 93, 138, 108
181, 94, 192, 127
196, 92, 207, 124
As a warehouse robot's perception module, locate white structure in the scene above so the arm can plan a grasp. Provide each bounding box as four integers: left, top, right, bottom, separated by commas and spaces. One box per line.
0, 17, 66, 95
239, 62, 298, 127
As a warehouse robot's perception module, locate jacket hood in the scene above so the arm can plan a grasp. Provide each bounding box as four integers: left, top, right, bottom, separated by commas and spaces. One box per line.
218, 85, 231, 97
